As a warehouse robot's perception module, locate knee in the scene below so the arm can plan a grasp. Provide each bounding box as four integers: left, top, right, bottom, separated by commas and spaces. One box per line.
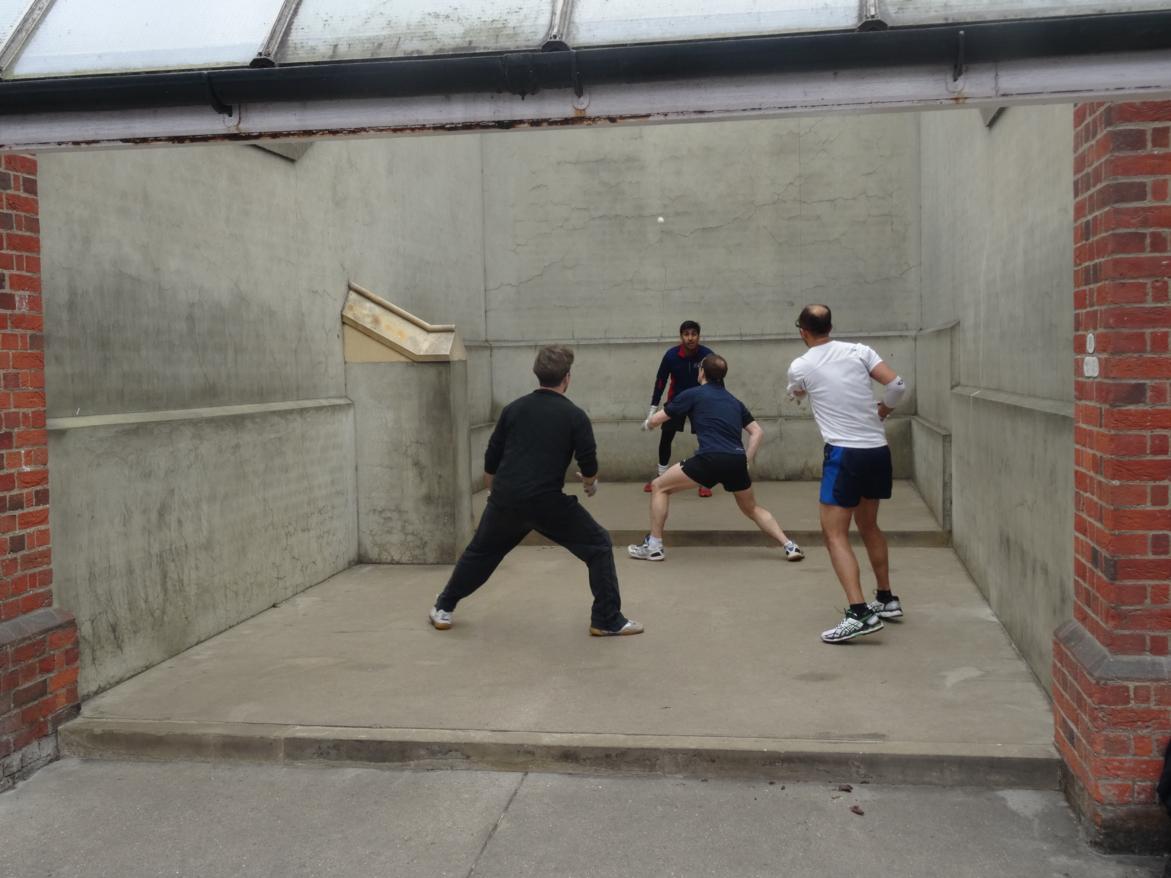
736, 501, 756, 519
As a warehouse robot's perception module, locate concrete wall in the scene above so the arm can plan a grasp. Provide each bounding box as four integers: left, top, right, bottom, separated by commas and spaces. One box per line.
472, 115, 922, 478
918, 105, 1075, 689
348, 360, 472, 564
41, 136, 484, 695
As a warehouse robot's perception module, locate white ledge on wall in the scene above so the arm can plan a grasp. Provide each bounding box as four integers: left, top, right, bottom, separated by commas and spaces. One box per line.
951, 385, 1073, 419
342, 282, 465, 363
46, 398, 353, 431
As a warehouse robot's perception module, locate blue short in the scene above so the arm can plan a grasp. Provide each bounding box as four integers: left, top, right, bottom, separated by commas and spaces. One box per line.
820, 444, 892, 508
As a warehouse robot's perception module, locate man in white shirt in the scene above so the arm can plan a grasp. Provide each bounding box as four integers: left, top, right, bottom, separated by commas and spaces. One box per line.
787, 304, 908, 644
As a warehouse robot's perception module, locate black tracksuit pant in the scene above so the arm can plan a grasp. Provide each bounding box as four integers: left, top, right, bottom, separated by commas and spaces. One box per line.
436, 493, 626, 630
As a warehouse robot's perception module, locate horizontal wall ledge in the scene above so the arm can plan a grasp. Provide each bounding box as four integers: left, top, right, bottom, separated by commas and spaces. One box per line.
911, 414, 950, 437
474, 414, 911, 426
466, 330, 914, 349
951, 385, 1073, 419
917, 320, 960, 336
47, 398, 352, 431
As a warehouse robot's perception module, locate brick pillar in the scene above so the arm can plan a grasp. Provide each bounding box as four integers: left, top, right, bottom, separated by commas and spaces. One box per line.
0, 153, 78, 792
1055, 102, 1171, 852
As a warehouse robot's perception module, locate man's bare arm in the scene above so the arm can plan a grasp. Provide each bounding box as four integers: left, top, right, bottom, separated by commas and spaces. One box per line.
744, 421, 765, 466
642, 409, 673, 431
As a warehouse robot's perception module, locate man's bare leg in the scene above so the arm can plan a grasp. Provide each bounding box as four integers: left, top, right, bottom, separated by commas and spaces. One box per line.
733, 487, 793, 546
819, 503, 865, 605
649, 463, 699, 540
852, 498, 890, 592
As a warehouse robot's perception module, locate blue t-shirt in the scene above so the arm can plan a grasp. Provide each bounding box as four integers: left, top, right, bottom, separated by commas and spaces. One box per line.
664, 383, 754, 456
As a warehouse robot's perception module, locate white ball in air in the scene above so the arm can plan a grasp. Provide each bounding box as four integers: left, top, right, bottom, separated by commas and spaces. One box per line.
657, 216, 665, 223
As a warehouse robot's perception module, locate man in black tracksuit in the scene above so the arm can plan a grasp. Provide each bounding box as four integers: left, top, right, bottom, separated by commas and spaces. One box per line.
429, 344, 643, 637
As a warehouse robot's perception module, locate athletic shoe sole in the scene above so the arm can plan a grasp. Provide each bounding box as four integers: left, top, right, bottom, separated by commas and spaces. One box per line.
627, 548, 665, 561
785, 550, 805, 562
428, 610, 452, 630
821, 619, 884, 644
589, 621, 645, 636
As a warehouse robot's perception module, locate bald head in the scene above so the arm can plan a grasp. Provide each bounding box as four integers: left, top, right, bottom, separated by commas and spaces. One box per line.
797, 304, 832, 338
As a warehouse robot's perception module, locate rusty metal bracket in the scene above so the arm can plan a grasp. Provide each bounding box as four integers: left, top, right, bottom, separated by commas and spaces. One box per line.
203, 72, 233, 116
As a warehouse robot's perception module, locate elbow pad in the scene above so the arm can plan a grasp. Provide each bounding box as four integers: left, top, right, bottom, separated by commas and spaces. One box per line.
882, 377, 907, 408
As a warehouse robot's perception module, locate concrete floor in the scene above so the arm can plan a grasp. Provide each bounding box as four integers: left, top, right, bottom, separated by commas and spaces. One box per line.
3, 759, 1165, 878
64, 482, 1057, 788
474, 479, 948, 546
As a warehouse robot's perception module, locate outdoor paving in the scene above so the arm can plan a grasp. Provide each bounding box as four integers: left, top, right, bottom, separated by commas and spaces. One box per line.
4, 759, 1165, 878
63, 482, 1058, 788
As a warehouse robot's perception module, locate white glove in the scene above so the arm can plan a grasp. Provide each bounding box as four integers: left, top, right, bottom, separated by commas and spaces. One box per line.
642, 406, 657, 431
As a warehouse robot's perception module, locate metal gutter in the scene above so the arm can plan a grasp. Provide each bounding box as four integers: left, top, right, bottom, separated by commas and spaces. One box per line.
1, 11, 1169, 116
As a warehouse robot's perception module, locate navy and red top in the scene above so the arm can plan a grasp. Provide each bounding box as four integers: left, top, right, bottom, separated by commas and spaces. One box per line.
650, 343, 715, 407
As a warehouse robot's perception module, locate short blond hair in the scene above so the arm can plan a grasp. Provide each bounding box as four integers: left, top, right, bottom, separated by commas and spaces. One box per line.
533, 345, 574, 387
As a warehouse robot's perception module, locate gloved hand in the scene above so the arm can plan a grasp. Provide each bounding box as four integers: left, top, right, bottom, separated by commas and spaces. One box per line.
642, 406, 657, 431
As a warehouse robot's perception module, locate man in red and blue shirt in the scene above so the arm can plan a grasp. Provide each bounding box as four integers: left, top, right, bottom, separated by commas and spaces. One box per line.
645, 320, 715, 496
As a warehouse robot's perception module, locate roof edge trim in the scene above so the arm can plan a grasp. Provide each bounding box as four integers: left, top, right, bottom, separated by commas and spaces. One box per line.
2, 11, 1170, 116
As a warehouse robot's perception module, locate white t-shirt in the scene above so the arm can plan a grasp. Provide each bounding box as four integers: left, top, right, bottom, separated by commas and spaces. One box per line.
786, 340, 888, 448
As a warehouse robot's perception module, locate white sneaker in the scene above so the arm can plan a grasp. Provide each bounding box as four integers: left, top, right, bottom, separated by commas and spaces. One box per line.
783, 541, 805, 562
867, 595, 904, 620
627, 538, 665, 561
429, 604, 453, 630
589, 619, 645, 637
820, 610, 883, 644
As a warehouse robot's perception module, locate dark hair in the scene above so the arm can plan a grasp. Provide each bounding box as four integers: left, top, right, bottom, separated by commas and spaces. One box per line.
701, 353, 728, 383
679, 320, 701, 335
533, 344, 574, 387
797, 304, 832, 337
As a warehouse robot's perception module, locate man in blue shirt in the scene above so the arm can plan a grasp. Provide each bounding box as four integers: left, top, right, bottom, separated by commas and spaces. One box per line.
644, 320, 715, 496
628, 353, 804, 563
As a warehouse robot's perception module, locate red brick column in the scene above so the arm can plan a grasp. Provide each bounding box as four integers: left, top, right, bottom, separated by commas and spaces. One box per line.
1056, 102, 1171, 852
0, 153, 78, 792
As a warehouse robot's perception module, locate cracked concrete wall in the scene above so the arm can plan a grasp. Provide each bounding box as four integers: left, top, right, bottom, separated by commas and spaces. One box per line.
476, 116, 921, 477
919, 106, 1075, 691
40, 136, 484, 695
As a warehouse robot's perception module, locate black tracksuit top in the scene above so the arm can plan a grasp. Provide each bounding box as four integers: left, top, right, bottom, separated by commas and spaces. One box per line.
484, 389, 598, 505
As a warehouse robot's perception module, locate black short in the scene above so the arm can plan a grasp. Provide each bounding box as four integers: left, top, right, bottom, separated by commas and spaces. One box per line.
820, 444, 892, 508
681, 453, 751, 493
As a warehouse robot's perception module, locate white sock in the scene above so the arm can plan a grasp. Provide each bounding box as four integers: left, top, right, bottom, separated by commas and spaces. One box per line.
648, 535, 663, 549
657, 463, 669, 476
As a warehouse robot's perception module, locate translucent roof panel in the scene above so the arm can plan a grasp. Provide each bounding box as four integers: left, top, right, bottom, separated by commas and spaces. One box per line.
569, 1, 859, 48
886, 0, 1171, 26
0, 0, 31, 56
280, 0, 554, 63
8, 0, 285, 79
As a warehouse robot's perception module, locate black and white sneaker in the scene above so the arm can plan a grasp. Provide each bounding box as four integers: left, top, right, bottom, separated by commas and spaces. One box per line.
589, 619, 645, 637
867, 595, 904, 620
820, 609, 884, 644
628, 538, 665, 561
